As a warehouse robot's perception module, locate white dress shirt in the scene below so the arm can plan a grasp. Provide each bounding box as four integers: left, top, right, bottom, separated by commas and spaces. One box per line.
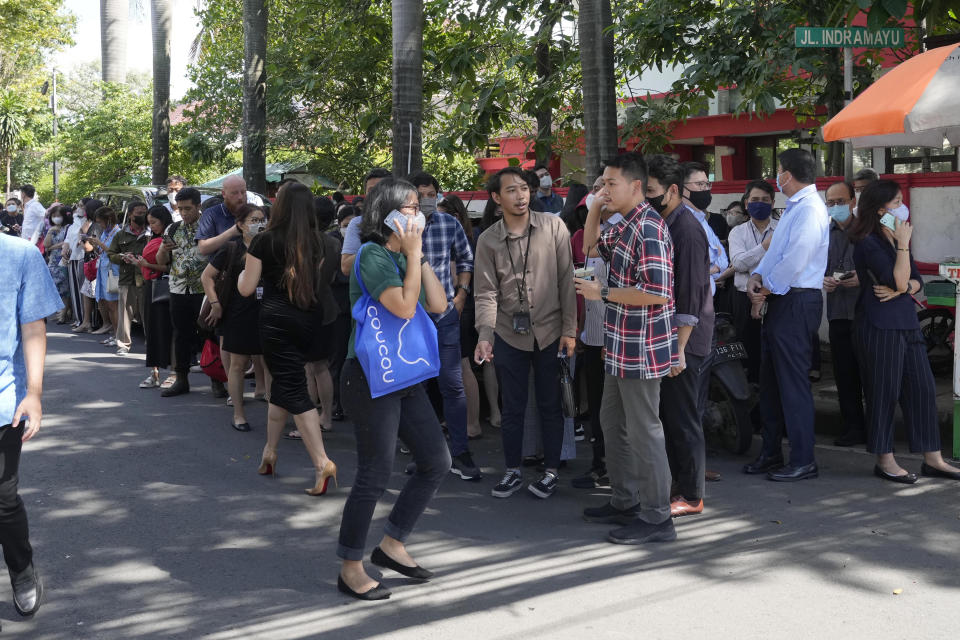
728, 218, 777, 292
752, 184, 829, 294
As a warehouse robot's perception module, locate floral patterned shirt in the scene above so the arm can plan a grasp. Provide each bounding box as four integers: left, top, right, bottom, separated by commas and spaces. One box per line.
166, 220, 206, 295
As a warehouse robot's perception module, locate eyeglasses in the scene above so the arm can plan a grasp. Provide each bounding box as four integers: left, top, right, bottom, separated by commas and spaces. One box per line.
684, 181, 711, 190
824, 199, 850, 207
398, 204, 418, 213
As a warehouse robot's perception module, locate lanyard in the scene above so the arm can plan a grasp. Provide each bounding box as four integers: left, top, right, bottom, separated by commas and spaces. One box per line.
506, 224, 533, 304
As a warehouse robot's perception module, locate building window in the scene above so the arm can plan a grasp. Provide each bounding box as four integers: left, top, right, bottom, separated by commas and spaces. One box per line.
885, 144, 958, 173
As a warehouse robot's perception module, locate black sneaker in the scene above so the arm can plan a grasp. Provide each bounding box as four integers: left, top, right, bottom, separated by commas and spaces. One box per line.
451, 452, 482, 481
528, 471, 559, 499
574, 424, 586, 442
583, 501, 641, 525
491, 470, 523, 498
571, 466, 609, 489
607, 518, 677, 545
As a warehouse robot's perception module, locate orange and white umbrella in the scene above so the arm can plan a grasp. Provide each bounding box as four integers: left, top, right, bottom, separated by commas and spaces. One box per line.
823, 44, 960, 148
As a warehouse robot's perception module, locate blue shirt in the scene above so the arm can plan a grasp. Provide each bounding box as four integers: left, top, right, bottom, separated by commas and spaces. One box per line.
0, 234, 63, 425
753, 184, 829, 295
536, 191, 564, 215
195, 204, 237, 242
341, 215, 362, 256
422, 210, 474, 320
690, 208, 728, 294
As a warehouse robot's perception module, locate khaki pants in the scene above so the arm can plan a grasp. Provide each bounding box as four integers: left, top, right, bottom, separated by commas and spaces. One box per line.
116, 284, 144, 350
599, 374, 671, 523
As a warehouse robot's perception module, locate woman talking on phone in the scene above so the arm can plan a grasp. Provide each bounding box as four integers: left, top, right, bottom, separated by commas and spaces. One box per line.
336, 178, 450, 601
238, 183, 337, 495
848, 180, 960, 484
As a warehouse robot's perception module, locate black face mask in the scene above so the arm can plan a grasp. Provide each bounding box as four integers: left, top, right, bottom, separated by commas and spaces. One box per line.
646, 193, 667, 214
687, 190, 712, 212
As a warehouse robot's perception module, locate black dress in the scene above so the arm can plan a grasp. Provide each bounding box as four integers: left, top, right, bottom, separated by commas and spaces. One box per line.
248, 230, 339, 414
210, 241, 262, 355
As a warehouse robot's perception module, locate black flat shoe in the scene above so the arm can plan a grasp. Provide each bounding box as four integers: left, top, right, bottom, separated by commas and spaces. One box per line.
10, 563, 42, 617
767, 462, 818, 482
743, 454, 784, 475
337, 575, 391, 601
371, 546, 434, 580
874, 465, 919, 484
231, 421, 251, 432
920, 462, 960, 480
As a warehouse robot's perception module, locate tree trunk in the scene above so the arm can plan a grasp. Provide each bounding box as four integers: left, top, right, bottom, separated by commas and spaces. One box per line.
533, 1, 555, 168
5, 154, 10, 200
579, 0, 600, 182
151, 0, 172, 186
595, 0, 618, 162
100, 0, 129, 84
242, 0, 268, 195
392, 0, 423, 179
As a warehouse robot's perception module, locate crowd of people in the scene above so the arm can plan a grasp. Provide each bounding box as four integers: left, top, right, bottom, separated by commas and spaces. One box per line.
5, 150, 960, 604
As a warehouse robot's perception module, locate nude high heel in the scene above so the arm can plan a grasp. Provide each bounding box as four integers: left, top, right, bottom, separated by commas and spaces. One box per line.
258, 449, 278, 476
305, 460, 338, 496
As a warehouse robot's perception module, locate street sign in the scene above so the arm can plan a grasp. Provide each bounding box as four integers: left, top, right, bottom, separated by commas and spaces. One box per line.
795, 27, 905, 48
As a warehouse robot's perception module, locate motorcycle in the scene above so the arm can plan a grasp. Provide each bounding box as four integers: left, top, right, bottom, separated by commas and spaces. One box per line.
702, 313, 756, 455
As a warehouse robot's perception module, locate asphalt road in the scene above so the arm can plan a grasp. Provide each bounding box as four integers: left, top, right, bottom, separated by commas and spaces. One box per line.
3, 325, 959, 639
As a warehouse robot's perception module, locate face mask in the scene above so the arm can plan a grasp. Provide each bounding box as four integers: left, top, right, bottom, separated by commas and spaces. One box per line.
889, 204, 909, 221
52, 217, 63, 225
585, 193, 596, 210
248, 221, 266, 235
747, 201, 772, 220
879, 212, 897, 231
419, 196, 437, 215
725, 212, 745, 227
776, 171, 790, 192
385, 209, 426, 234
646, 193, 667, 214
5, 205, 16, 213
827, 204, 851, 223
539, 175, 553, 189
687, 190, 712, 211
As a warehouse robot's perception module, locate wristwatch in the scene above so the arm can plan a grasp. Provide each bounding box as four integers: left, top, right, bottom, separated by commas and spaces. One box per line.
456, 284, 472, 295
600, 285, 610, 303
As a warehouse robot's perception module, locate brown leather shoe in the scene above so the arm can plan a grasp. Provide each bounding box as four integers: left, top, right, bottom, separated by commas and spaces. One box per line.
705, 470, 722, 482
670, 497, 704, 518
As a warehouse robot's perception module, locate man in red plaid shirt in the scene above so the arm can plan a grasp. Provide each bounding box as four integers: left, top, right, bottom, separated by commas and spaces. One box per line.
575, 152, 679, 545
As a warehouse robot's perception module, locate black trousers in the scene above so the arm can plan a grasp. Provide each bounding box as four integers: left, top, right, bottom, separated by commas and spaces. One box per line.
580, 345, 605, 465
759, 290, 822, 467
829, 319, 866, 436
0, 423, 32, 574
731, 291, 762, 383
661, 353, 706, 501
169, 292, 203, 375
854, 322, 940, 454
328, 311, 351, 412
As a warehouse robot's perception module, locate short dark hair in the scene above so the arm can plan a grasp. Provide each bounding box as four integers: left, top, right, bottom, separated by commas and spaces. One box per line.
645, 154, 683, 192
166, 175, 186, 187
147, 205, 173, 231
743, 179, 775, 201
777, 148, 817, 184
175, 187, 202, 205
534, 163, 548, 173
314, 196, 336, 229
337, 204, 360, 224
19, 184, 35, 198
854, 167, 879, 183
522, 170, 540, 193
604, 152, 648, 187
5, 197, 20, 206
826, 180, 855, 200
680, 161, 707, 183
486, 166, 528, 196
364, 168, 392, 185
84, 199, 105, 217
94, 206, 118, 226
233, 203, 263, 225
409, 171, 440, 193
127, 200, 147, 214
331, 191, 345, 203
848, 179, 901, 242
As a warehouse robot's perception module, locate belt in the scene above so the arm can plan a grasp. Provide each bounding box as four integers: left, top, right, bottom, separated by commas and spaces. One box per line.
787, 287, 819, 294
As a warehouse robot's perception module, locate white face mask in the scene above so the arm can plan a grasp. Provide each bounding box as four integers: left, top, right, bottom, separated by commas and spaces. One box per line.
889, 203, 909, 221
539, 175, 553, 189
248, 221, 266, 235
52, 217, 63, 225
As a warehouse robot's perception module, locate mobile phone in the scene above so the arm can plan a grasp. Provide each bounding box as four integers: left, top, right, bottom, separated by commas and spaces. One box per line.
384, 210, 407, 234
838, 271, 855, 281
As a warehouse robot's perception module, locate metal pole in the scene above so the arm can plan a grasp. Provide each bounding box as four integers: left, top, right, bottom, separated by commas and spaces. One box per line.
843, 47, 853, 180
51, 69, 59, 202
954, 279, 960, 460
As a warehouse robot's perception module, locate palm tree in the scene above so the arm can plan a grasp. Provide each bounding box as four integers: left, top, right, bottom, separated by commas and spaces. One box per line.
392, 0, 423, 178
243, 0, 267, 194
578, 0, 617, 182
100, 0, 129, 84
0, 91, 28, 198
151, 0, 172, 185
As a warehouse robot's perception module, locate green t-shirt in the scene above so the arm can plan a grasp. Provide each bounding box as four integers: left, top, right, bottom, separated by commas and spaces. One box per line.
347, 243, 427, 359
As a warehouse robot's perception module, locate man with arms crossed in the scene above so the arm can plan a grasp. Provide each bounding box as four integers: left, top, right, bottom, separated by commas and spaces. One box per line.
575, 152, 678, 545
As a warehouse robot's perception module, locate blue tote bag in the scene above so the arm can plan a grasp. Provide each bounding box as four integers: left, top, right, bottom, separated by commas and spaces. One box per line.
351, 243, 440, 398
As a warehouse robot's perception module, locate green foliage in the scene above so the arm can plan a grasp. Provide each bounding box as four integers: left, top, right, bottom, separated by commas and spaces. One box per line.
0, 0, 74, 89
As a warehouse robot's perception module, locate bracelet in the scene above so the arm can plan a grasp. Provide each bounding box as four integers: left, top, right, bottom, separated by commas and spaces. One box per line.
210, 301, 220, 306
897, 248, 909, 252
420, 255, 429, 265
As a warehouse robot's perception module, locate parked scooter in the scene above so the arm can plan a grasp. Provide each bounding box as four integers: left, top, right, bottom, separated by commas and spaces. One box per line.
702, 313, 756, 454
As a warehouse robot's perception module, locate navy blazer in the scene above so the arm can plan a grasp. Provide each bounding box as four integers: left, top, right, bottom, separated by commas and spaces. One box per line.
852, 232, 921, 330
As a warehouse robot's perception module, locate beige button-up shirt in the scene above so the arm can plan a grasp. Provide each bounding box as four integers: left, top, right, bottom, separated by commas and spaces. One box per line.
474, 211, 577, 351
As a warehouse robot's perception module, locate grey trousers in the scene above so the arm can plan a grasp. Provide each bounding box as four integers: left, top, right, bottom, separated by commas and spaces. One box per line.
599, 374, 671, 524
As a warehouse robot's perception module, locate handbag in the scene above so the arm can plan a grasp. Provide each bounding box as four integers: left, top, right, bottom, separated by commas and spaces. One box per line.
151, 276, 170, 303
107, 270, 120, 294
558, 354, 576, 418
83, 255, 98, 281
351, 243, 440, 398
200, 338, 228, 382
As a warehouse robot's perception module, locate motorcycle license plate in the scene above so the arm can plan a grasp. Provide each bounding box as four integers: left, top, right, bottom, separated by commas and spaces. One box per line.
713, 342, 747, 363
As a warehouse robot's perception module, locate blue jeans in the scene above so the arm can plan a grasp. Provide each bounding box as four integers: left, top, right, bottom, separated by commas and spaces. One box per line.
493, 334, 564, 469
436, 310, 469, 456
337, 359, 452, 561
